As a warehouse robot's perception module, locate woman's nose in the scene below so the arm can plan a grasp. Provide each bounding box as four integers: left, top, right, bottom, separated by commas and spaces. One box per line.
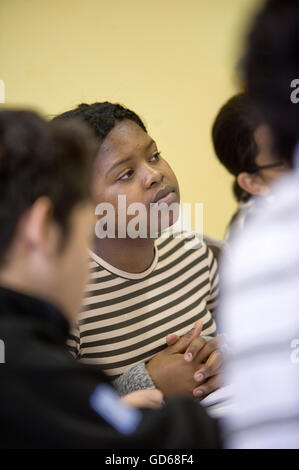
142, 164, 163, 189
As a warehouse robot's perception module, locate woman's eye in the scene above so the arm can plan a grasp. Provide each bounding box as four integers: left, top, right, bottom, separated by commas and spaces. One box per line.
150, 151, 161, 162
118, 170, 134, 181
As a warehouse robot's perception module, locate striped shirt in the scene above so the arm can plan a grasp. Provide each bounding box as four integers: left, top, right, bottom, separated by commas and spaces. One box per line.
68, 232, 219, 379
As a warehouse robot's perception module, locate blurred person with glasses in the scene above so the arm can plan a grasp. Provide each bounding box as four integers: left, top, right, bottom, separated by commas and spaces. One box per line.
211, 93, 290, 238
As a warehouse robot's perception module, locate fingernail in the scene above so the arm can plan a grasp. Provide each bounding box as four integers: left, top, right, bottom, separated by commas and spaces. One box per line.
185, 352, 192, 362
194, 390, 203, 398
195, 373, 204, 382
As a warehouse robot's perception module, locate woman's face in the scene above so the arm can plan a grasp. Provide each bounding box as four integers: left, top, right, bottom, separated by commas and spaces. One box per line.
91, 119, 180, 237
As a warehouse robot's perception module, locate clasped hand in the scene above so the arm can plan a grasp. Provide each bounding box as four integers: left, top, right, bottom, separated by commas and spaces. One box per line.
146, 321, 223, 400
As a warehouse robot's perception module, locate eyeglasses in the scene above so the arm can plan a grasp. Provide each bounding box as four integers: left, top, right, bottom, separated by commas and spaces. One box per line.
249, 162, 289, 173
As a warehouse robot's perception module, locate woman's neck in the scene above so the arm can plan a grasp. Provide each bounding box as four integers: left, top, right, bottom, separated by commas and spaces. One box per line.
93, 237, 156, 273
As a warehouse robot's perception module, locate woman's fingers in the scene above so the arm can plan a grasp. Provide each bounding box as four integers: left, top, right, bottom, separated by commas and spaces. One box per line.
193, 373, 222, 400
193, 349, 222, 383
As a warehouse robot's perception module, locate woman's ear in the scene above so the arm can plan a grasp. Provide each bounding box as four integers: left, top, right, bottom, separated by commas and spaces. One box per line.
237, 172, 269, 196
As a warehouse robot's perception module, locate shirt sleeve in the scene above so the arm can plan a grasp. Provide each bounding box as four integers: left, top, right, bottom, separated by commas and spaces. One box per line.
112, 362, 156, 396
206, 248, 220, 316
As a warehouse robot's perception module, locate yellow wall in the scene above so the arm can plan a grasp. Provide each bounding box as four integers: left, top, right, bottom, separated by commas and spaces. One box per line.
0, 0, 263, 238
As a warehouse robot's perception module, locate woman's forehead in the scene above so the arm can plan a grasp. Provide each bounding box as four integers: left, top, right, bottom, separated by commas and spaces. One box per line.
94, 121, 155, 176
100, 120, 153, 155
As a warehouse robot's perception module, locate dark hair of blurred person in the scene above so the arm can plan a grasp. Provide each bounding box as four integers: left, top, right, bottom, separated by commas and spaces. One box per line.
0, 110, 98, 319
245, 0, 299, 164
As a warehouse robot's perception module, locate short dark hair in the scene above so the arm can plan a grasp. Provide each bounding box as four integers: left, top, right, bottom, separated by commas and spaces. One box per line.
211, 93, 262, 202
53, 102, 147, 143
245, 0, 299, 164
0, 110, 98, 265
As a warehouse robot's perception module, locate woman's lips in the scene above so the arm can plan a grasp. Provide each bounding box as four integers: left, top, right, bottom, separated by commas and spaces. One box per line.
155, 190, 177, 205
153, 185, 177, 204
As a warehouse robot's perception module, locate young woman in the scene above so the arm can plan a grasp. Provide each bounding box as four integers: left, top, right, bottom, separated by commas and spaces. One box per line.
55, 102, 221, 400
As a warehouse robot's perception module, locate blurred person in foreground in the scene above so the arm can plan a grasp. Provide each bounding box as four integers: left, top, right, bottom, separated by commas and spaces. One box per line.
220, 0, 299, 448
0, 109, 221, 449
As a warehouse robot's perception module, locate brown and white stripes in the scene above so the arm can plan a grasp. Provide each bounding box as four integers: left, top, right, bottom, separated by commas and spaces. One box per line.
67, 232, 219, 379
